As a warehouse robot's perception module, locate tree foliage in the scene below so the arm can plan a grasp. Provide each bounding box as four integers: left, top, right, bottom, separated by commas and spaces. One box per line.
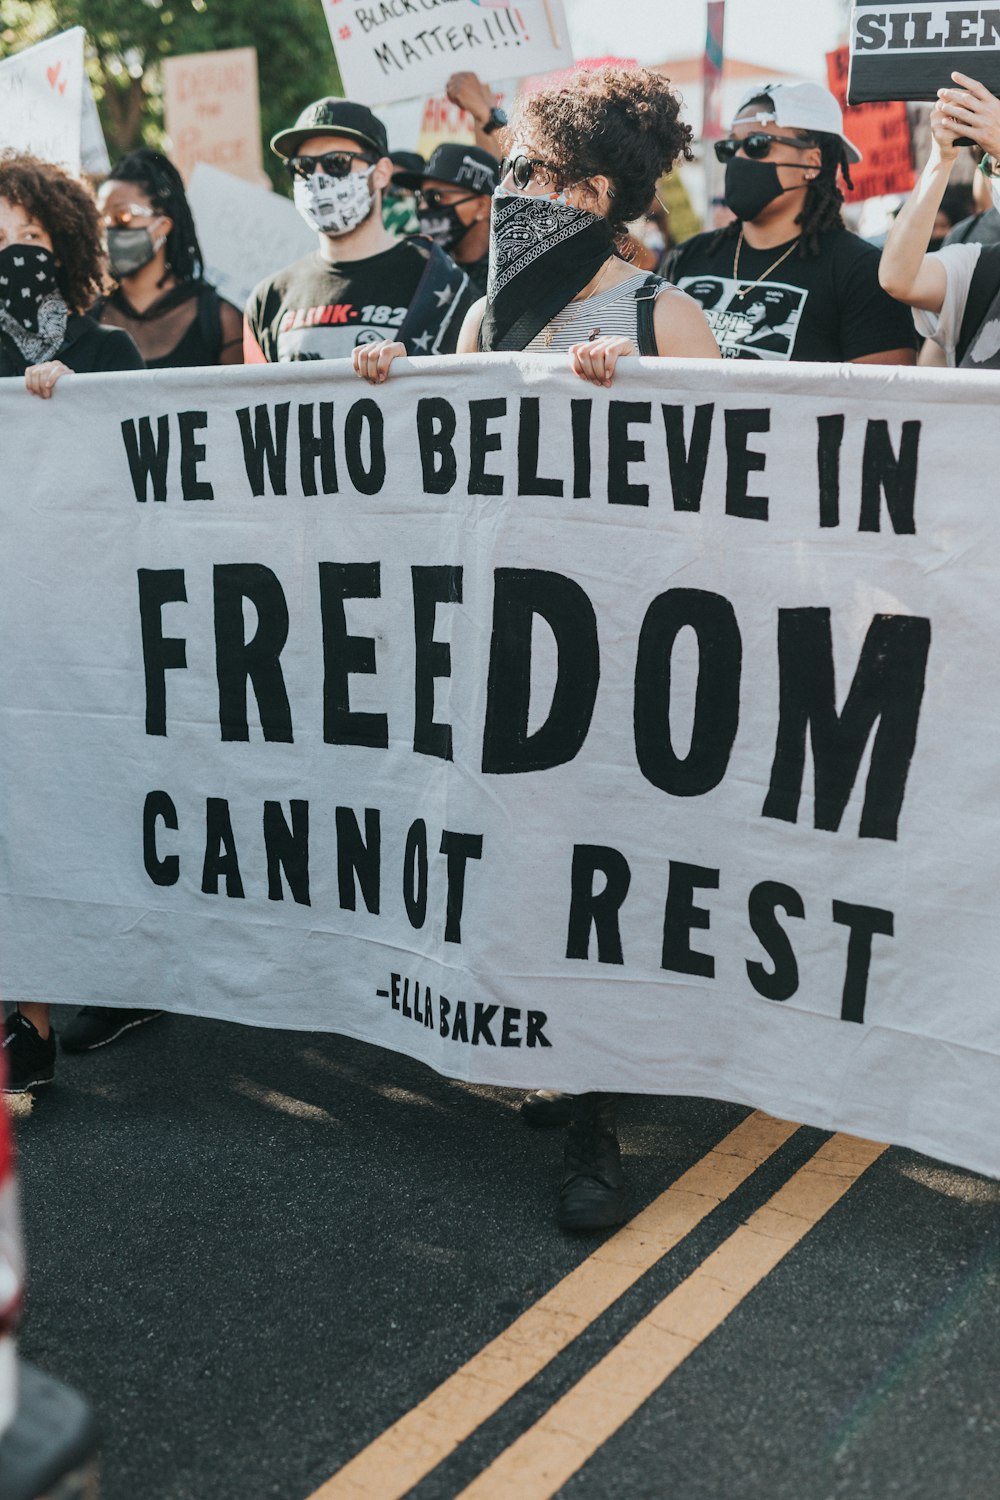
0, 0, 342, 188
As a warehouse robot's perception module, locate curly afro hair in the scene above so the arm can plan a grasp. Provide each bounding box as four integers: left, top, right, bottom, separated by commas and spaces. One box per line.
508, 67, 693, 237
0, 152, 107, 314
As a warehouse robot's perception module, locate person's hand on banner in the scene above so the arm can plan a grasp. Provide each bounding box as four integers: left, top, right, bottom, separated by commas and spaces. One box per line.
568, 335, 637, 387
24, 361, 71, 399
936, 73, 1000, 159
352, 339, 406, 384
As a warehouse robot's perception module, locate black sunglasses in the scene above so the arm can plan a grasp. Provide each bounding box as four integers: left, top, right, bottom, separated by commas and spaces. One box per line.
714, 132, 817, 164
419, 188, 479, 210
285, 149, 376, 181
498, 154, 559, 191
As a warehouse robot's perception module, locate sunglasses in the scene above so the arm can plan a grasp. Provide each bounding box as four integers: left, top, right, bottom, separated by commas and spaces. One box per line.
714, 132, 817, 164
285, 150, 375, 181
498, 154, 559, 191
418, 189, 478, 211
100, 203, 161, 228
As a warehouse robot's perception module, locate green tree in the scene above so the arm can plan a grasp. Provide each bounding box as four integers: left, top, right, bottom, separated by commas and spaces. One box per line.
0, 0, 342, 188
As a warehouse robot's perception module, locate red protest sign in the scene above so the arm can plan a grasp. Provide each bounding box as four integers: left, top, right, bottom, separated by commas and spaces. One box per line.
827, 45, 915, 201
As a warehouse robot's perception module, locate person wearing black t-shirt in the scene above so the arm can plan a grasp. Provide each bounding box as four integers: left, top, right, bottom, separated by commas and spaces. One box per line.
245, 98, 476, 363
665, 82, 916, 365
394, 143, 498, 296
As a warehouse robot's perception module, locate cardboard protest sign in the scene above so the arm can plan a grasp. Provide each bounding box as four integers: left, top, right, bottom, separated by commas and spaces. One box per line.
3, 357, 1000, 1178
849, 2, 1000, 103
324, 0, 572, 106
829, 45, 915, 200
0, 28, 86, 170
163, 47, 264, 184
186, 164, 314, 313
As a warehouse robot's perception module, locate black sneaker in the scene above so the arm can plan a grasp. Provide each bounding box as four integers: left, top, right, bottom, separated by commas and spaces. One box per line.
60, 1007, 164, 1054
3, 1010, 56, 1092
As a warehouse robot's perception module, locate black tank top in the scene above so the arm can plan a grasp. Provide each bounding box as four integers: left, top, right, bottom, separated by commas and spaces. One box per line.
99, 281, 226, 369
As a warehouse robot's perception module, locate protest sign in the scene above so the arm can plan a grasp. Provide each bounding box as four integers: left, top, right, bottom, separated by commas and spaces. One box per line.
163, 47, 264, 184
186, 164, 314, 314
323, 0, 572, 107
849, 2, 1000, 103
829, 45, 915, 200
2, 358, 1000, 1177
0, 28, 86, 170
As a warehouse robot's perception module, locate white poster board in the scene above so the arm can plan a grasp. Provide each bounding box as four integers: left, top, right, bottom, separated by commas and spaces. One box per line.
187, 163, 314, 313
323, 0, 572, 105
0, 28, 86, 170
2, 358, 1000, 1179
162, 46, 264, 185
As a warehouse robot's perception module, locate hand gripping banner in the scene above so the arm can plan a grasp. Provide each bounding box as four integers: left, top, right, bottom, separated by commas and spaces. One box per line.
1, 356, 998, 1176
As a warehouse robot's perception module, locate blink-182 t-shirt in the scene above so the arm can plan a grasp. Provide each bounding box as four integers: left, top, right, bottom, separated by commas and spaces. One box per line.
664, 228, 916, 362
244, 239, 474, 362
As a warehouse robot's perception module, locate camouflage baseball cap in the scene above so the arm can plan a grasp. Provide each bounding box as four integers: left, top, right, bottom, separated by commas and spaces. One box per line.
271, 98, 388, 160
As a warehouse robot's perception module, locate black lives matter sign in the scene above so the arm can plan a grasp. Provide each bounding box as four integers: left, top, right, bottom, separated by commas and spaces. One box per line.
849, 2, 1000, 102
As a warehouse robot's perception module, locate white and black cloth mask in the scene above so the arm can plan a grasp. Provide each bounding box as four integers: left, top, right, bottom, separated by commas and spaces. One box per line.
0, 244, 68, 364
294, 167, 376, 237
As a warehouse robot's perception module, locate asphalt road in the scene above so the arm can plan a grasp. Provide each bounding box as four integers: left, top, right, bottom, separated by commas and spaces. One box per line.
9, 1007, 1000, 1500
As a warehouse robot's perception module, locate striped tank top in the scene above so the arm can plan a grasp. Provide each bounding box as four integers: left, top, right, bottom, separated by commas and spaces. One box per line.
525, 271, 672, 352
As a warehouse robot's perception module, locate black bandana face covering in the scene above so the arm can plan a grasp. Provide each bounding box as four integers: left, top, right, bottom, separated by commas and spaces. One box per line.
0, 244, 68, 364
479, 187, 616, 352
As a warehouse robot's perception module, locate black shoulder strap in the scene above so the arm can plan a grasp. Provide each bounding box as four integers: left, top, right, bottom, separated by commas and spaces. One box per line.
957, 245, 1000, 365
634, 274, 663, 356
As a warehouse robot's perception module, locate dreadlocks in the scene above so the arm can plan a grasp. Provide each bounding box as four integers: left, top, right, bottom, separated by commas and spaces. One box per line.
710, 93, 855, 259
104, 149, 204, 282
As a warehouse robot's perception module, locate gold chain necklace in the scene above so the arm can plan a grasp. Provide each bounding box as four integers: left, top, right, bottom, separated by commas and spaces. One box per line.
540, 256, 616, 347
732, 227, 800, 300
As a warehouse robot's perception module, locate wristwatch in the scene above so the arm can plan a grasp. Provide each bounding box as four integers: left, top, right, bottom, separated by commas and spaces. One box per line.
482, 106, 508, 136
979, 154, 999, 177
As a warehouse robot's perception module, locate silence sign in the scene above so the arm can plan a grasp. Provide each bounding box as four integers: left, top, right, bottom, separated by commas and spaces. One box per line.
2, 357, 1000, 1178
849, 2, 1000, 102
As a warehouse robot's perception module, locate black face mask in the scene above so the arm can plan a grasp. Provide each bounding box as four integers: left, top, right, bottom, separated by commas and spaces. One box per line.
418, 203, 467, 252
723, 156, 810, 223
0, 243, 67, 363
106, 225, 159, 279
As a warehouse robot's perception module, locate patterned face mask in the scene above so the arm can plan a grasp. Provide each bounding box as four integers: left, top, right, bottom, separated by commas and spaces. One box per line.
481, 185, 615, 352
0, 244, 68, 364
293, 167, 376, 238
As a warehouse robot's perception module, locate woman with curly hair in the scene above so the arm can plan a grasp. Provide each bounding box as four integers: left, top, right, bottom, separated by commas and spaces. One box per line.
354, 66, 719, 387
0, 152, 142, 400
353, 69, 718, 1233
96, 148, 243, 369
0, 155, 143, 1091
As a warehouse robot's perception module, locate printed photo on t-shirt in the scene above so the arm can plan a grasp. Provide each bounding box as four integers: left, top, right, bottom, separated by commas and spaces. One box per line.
677, 275, 807, 361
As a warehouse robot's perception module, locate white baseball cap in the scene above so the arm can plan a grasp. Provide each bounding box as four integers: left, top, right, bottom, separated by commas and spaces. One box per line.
732, 81, 862, 165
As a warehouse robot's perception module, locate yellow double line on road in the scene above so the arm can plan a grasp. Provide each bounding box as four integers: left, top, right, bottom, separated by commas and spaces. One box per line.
308, 1114, 886, 1500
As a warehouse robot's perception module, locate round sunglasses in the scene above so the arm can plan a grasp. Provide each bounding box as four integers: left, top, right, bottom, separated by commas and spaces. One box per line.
498, 154, 560, 191
714, 132, 817, 164
285, 149, 376, 181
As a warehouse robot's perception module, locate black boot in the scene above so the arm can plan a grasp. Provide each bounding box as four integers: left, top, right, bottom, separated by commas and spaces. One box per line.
557, 1092, 627, 1232
520, 1089, 575, 1128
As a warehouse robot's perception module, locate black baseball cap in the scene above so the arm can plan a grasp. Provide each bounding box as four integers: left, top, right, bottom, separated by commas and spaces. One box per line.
394, 143, 499, 195
389, 150, 425, 177
271, 98, 389, 161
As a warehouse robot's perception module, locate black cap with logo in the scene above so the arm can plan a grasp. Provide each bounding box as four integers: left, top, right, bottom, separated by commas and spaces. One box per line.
393, 144, 499, 196
271, 98, 389, 161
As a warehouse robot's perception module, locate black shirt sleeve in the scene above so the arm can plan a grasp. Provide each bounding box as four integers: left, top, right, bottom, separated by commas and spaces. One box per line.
835, 241, 917, 360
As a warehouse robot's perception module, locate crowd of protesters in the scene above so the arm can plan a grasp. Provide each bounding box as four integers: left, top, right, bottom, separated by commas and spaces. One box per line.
3, 55, 1000, 1233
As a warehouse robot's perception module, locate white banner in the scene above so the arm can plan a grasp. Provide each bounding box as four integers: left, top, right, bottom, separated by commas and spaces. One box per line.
2, 358, 999, 1177
323, 0, 572, 106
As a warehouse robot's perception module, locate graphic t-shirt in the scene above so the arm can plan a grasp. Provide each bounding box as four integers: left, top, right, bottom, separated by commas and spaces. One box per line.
245, 238, 474, 362
664, 228, 916, 362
